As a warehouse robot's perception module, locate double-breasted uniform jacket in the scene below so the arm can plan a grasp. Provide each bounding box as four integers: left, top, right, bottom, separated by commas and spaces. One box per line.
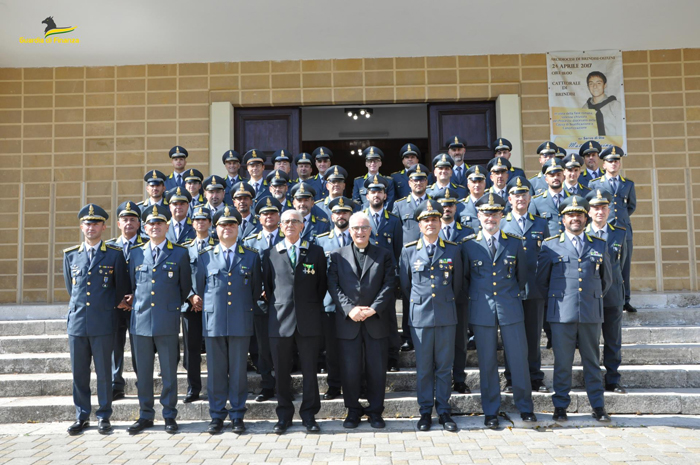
457, 197, 481, 232
399, 238, 464, 328
238, 215, 262, 241
63, 241, 130, 337
182, 236, 218, 312
536, 232, 613, 324
528, 189, 571, 236
500, 212, 550, 300
193, 243, 262, 337
262, 240, 328, 338
528, 172, 547, 196
392, 195, 429, 244
327, 244, 396, 340
353, 174, 396, 210
585, 223, 627, 308
462, 230, 528, 327
364, 208, 403, 263
588, 175, 636, 237
128, 241, 192, 336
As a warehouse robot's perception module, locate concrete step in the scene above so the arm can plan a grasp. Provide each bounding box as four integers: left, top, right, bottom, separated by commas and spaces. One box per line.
1, 343, 699, 375
2, 364, 699, 398
4, 325, 699, 354
0, 388, 698, 423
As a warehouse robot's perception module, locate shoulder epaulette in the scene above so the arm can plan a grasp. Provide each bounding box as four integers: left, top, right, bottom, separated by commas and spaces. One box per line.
404, 240, 419, 247
463, 234, 477, 241
533, 214, 545, 219
318, 217, 328, 223
391, 170, 402, 175
105, 244, 122, 251
456, 184, 466, 189
172, 243, 187, 248
130, 244, 143, 250
591, 235, 606, 241
529, 174, 540, 180
244, 234, 258, 242
63, 245, 80, 253
106, 237, 118, 243
314, 199, 324, 204
544, 236, 559, 242
387, 211, 400, 219
241, 244, 258, 253
591, 175, 604, 182
532, 192, 544, 198
504, 232, 524, 240
354, 175, 364, 180
199, 246, 213, 255
316, 231, 331, 238
443, 240, 457, 246
182, 239, 194, 246
615, 225, 626, 231
397, 196, 408, 202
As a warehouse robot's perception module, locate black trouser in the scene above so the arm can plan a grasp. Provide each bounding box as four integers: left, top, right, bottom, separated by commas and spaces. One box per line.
504, 298, 545, 386
112, 309, 136, 391
452, 301, 469, 383
321, 312, 341, 389
270, 330, 321, 422
181, 311, 202, 396
338, 324, 388, 416
387, 295, 401, 364
400, 296, 413, 345
253, 313, 275, 390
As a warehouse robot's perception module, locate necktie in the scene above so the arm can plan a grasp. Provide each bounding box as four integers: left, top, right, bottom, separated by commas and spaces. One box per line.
374, 213, 380, 226
456, 166, 462, 178
153, 247, 160, 262
267, 234, 273, 249
175, 222, 181, 240
611, 177, 618, 194
197, 240, 204, 251
241, 219, 248, 233
289, 245, 297, 267
597, 230, 604, 239
87, 248, 95, 266
341, 233, 347, 247
553, 193, 561, 208
427, 243, 435, 257
488, 237, 496, 258
123, 241, 130, 256
225, 249, 232, 269
570, 186, 577, 195
573, 237, 582, 256
518, 217, 525, 232
177, 174, 183, 187
443, 225, 451, 240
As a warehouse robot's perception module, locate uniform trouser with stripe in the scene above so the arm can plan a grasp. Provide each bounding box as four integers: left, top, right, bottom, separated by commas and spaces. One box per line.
411, 325, 456, 415
132, 334, 179, 420
70, 334, 114, 421
503, 298, 545, 385
205, 335, 250, 420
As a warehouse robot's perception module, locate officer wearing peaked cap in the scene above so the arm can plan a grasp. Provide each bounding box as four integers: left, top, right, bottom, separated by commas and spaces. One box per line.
165, 146, 189, 191
427, 154, 468, 200
64, 204, 130, 435
165, 187, 196, 245
536, 195, 613, 423
493, 138, 526, 182
291, 182, 331, 243
182, 169, 206, 216
292, 152, 324, 200
106, 201, 147, 402
529, 141, 559, 195
562, 154, 592, 197
191, 205, 262, 434
585, 189, 628, 394
528, 158, 570, 236
486, 157, 514, 213
266, 169, 294, 211
221, 150, 244, 196
126, 204, 191, 434
392, 143, 430, 199
202, 175, 230, 215
399, 199, 463, 431
242, 149, 271, 203
272, 149, 293, 175
312, 146, 333, 180
317, 166, 360, 220
579, 140, 604, 185
458, 165, 487, 232
446, 136, 469, 187
500, 176, 551, 394
353, 146, 396, 210
232, 182, 261, 241
462, 193, 535, 428
588, 145, 636, 312
138, 170, 169, 208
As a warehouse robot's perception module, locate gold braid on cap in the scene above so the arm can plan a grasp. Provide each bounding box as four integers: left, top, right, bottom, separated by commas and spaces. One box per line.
89, 205, 95, 216
572, 197, 578, 206
516, 177, 522, 188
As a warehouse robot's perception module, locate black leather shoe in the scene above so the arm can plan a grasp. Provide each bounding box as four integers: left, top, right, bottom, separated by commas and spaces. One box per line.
343, 413, 361, 429
532, 382, 549, 393
439, 413, 458, 432
323, 387, 341, 400
503, 384, 513, 393
552, 407, 568, 421
273, 420, 292, 434
127, 418, 154, 434
388, 361, 400, 373
546, 338, 553, 349
97, 419, 112, 435
207, 419, 224, 435
624, 303, 637, 313
484, 415, 499, 429
67, 420, 89, 436
520, 412, 537, 422
164, 418, 178, 434
453, 382, 470, 394
400, 341, 414, 352
368, 414, 385, 429
112, 390, 125, 401
255, 388, 275, 402
231, 418, 245, 434
417, 413, 432, 431
302, 418, 320, 433
247, 360, 257, 372
466, 337, 476, 351
606, 384, 627, 394
592, 407, 611, 422
183, 393, 200, 404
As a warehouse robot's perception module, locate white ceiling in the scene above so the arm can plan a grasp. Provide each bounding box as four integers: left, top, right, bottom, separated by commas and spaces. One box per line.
2, 0, 700, 68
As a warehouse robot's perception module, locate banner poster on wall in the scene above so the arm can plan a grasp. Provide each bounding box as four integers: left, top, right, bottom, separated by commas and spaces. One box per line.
546, 50, 626, 156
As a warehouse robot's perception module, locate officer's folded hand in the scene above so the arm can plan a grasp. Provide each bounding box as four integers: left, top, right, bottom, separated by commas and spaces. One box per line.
189, 295, 203, 312
349, 307, 366, 322
118, 294, 133, 311
361, 307, 376, 318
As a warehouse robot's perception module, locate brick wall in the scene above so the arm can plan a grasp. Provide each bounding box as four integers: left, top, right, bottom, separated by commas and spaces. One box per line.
0, 49, 698, 303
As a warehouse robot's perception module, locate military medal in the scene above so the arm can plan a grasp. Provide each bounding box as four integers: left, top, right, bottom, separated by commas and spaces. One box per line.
168, 271, 174, 278
303, 263, 315, 275
443, 270, 449, 285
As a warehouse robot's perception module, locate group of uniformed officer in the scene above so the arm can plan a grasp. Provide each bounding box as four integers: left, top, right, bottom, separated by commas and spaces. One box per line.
63, 135, 635, 435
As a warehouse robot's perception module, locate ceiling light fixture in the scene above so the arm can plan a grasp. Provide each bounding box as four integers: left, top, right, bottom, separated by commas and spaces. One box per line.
344, 108, 373, 121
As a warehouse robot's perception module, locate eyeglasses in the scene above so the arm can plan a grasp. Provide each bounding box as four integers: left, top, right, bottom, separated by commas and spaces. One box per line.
350, 226, 371, 232
281, 219, 302, 225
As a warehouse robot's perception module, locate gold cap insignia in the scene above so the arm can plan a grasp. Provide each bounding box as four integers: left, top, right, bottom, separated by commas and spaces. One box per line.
497, 158, 503, 166
426, 201, 433, 211
152, 205, 158, 216
334, 166, 339, 175
572, 197, 578, 206
213, 175, 219, 184
197, 207, 203, 215
151, 170, 157, 179
89, 205, 94, 216
238, 183, 245, 192
550, 159, 556, 166
319, 148, 325, 155
589, 142, 593, 149
416, 165, 422, 173
176, 146, 180, 154
489, 193, 495, 205
176, 187, 182, 195
499, 139, 503, 146
454, 136, 459, 144
516, 177, 522, 188
475, 166, 480, 174
224, 206, 231, 216
189, 169, 194, 176
407, 144, 412, 151
275, 171, 280, 180
373, 175, 379, 184
611, 146, 616, 155
442, 154, 447, 162
302, 153, 307, 160
266, 198, 272, 206
370, 147, 375, 155
546, 142, 550, 150
596, 189, 603, 199
252, 150, 257, 157
281, 150, 285, 157
445, 188, 451, 199
299, 184, 305, 193
125, 202, 132, 212
338, 198, 345, 207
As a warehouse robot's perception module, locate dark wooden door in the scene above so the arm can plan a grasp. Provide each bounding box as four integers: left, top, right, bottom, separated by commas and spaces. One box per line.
428, 102, 497, 166
234, 107, 301, 172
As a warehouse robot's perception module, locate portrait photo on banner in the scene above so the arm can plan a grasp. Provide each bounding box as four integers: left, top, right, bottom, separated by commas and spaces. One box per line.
546, 50, 627, 156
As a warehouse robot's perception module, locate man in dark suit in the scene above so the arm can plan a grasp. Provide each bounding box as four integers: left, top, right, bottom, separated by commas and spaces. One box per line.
328, 212, 396, 429
262, 209, 328, 434
63, 204, 130, 435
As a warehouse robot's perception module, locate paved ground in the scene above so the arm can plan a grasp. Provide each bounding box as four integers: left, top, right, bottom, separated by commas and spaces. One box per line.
0, 415, 699, 464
